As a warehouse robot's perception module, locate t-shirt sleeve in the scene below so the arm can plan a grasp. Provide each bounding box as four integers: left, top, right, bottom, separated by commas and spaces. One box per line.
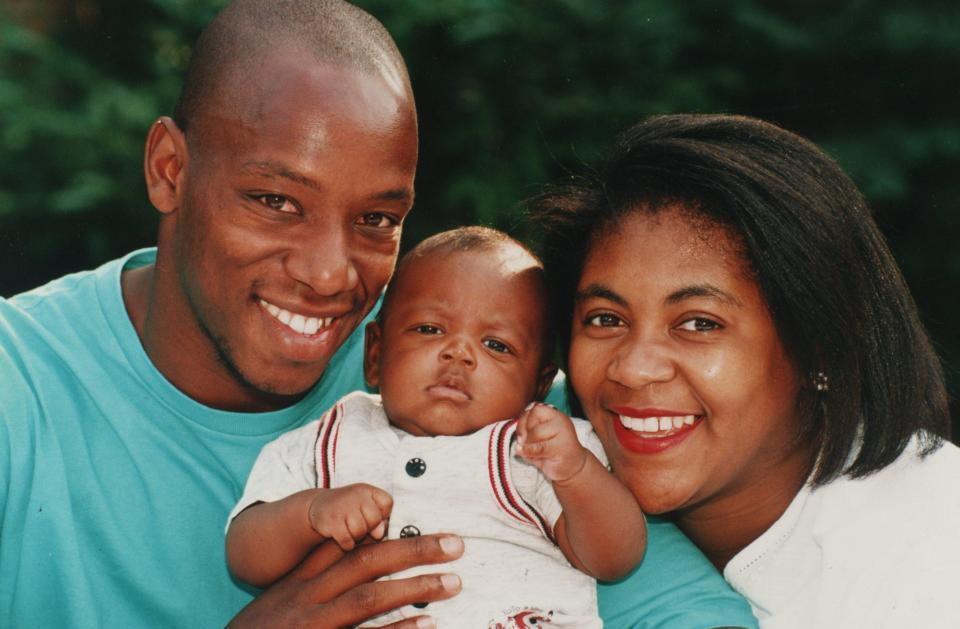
598, 515, 758, 629
226, 420, 322, 528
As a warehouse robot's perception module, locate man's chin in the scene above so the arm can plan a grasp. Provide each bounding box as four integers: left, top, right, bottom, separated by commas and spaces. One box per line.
228, 361, 330, 410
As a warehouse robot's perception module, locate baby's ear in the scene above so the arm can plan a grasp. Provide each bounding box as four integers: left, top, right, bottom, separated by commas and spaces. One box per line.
535, 363, 558, 401
363, 321, 382, 389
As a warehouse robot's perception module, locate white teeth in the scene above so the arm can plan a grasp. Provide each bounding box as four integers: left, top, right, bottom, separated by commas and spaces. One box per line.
259, 299, 334, 336
618, 414, 698, 433
289, 314, 306, 334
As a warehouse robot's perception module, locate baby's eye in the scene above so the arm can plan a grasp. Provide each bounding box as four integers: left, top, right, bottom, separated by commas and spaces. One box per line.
483, 339, 511, 354
584, 313, 624, 327
414, 324, 442, 335
254, 194, 298, 214
676, 317, 721, 332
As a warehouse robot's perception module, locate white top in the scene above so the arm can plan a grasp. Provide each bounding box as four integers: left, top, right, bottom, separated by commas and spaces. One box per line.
725, 435, 960, 628
231, 391, 607, 627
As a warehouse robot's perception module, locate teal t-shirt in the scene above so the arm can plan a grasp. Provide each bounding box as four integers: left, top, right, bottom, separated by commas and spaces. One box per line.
0, 249, 756, 627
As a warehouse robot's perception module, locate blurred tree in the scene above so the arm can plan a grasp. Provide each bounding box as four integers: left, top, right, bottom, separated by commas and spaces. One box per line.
1, 0, 957, 431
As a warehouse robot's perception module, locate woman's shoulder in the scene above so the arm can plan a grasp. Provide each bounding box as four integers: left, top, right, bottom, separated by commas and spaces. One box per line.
819, 433, 960, 516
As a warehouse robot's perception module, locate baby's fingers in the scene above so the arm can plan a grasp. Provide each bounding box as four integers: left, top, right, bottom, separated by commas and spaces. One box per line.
369, 486, 394, 518
360, 498, 388, 540
332, 520, 359, 551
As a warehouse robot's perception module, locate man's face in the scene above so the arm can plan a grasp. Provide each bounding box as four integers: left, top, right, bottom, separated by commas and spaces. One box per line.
364, 247, 554, 436
165, 52, 417, 403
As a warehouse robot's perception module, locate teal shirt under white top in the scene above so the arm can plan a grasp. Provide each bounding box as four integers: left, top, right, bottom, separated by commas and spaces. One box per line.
0, 248, 757, 628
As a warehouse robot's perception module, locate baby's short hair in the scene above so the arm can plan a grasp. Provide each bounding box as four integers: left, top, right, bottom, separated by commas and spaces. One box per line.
378, 226, 555, 363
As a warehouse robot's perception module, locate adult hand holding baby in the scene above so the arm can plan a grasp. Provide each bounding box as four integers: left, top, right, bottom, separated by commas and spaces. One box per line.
227, 533, 464, 629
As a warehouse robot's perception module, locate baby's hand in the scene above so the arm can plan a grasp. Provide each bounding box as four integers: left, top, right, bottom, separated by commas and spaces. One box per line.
307, 484, 393, 551
516, 403, 588, 484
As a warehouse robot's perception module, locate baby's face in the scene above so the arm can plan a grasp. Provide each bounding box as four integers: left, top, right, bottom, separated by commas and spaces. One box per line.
364, 246, 554, 436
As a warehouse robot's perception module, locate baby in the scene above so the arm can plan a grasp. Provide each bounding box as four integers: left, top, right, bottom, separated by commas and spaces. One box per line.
225, 227, 647, 627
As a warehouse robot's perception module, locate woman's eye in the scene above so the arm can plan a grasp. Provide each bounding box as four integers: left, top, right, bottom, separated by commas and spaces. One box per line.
584, 313, 623, 328
415, 325, 442, 335
255, 194, 297, 214
357, 212, 396, 228
483, 339, 510, 354
677, 317, 721, 332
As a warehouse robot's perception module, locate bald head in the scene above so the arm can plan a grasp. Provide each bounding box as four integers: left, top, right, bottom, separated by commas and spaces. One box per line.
173, 0, 411, 133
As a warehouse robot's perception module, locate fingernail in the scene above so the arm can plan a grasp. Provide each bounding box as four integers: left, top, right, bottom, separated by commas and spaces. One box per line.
524, 402, 536, 411
441, 573, 461, 591
415, 618, 436, 629
439, 535, 463, 555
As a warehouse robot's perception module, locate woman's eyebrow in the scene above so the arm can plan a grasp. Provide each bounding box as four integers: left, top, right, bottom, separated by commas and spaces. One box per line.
575, 283, 628, 306
666, 284, 742, 307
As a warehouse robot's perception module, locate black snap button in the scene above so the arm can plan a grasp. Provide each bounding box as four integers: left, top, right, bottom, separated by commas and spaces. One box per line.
399, 525, 421, 538
405, 457, 426, 477
413, 602, 428, 609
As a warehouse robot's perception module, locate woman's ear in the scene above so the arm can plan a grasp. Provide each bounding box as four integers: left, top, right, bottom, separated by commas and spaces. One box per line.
144, 116, 188, 215
535, 363, 559, 401
363, 321, 383, 389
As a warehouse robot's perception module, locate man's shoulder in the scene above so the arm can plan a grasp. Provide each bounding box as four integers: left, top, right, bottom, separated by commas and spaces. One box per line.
3, 251, 144, 327
0, 252, 146, 412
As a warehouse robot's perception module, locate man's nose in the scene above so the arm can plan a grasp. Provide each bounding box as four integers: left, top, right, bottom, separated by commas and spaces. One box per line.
440, 337, 476, 368
605, 332, 676, 389
283, 226, 359, 296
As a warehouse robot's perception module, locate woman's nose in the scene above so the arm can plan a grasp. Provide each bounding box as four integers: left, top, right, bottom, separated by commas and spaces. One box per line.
606, 335, 675, 388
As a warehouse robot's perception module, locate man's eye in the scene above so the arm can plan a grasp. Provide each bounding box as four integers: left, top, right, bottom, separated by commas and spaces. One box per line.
677, 317, 721, 332
584, 313, 623, 327
415, 325, 442, 335
357, 212, 396, 228
254, 194, 297, 213
483, 339, 510, 354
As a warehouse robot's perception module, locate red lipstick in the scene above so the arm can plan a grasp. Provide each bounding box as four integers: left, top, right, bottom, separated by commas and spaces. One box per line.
609, 406, 702, 454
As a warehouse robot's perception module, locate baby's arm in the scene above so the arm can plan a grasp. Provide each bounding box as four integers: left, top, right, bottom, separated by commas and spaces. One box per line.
517, 403, 647, 581
225, 484, 393, 588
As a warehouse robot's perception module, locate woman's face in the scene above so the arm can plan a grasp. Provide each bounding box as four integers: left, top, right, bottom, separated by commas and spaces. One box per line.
569, 207, 806, 519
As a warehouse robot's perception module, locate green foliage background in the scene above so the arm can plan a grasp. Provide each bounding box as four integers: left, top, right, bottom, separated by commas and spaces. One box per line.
1, 0, 958, 429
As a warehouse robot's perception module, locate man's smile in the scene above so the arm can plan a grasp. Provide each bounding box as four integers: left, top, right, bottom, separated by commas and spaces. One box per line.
258, 298, 341, 336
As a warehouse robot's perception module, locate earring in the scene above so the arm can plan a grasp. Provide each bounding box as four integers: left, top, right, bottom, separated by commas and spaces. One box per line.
812, 371, 829, 392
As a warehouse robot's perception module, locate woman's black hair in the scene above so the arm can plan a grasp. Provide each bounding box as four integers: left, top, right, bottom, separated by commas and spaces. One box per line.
529, 113, 949, 485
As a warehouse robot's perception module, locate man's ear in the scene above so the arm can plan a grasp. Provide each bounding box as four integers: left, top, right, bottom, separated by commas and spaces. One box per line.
535, 363, 559, 401
363, 321, 382, 389
144, 116, 188, 215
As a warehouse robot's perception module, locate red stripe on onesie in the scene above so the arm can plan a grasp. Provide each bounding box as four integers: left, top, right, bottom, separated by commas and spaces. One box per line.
314, 403, 342, 489
488, 419, 556, 543
488, 422, 527, 524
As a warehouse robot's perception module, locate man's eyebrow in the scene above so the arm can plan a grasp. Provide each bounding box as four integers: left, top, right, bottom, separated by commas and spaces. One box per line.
374, 188, 413, 202
241, 161, 412, 202
666, 284, 742, 307
575, 283, 628, 307
242, 161, 320, 191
